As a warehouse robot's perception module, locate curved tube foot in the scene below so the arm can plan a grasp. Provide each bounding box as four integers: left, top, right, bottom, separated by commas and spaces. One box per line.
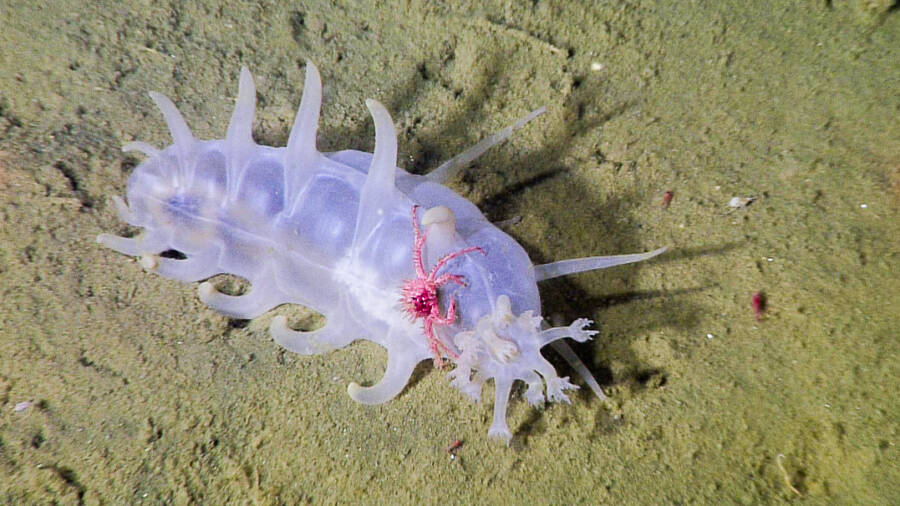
140, 253, 221, 283
347, 350, 418, 405
198, 280, 284, 319
97, 232, 166, 257
110, 196, 141, 226
269, 315, 354, 356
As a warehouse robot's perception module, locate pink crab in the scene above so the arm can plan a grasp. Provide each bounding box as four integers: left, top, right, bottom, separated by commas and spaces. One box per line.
400, 205, 484, 368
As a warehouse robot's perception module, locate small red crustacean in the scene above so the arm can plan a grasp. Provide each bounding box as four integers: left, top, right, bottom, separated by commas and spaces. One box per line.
446, 439, 463, 455
400, 205, 484, 368
752, 291, 766, 321
662, 190, 674, 209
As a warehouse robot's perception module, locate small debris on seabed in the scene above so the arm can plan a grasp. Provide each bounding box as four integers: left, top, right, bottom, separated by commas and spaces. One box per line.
776, 454, 803, 496
727, 196, 756, 209
13, 401, 33, 412
752, 292, 767, 321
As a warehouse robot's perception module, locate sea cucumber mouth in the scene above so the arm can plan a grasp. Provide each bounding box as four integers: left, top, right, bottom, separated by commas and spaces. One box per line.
447, 294, 602, 443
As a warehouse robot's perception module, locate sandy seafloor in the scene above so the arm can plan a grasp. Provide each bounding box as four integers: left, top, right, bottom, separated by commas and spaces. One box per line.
1, 0, 898, 504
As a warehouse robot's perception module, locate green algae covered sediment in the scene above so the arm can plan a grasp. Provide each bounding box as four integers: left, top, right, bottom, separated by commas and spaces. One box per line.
0, 1, 897, 503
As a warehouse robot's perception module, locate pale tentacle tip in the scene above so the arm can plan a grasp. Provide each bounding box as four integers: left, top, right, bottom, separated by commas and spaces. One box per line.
111, 194, 129, 211
198, 281, 215, 298
347, 381, 365, 400
488, 425, 513, 445
268, 316, 292, 345
96, 233, 125, 248
525, 384, 545, 406
122, 141, 160, 157
140, 254, 158, 270
270, 314, 288, 330
365, 98, 392, 119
